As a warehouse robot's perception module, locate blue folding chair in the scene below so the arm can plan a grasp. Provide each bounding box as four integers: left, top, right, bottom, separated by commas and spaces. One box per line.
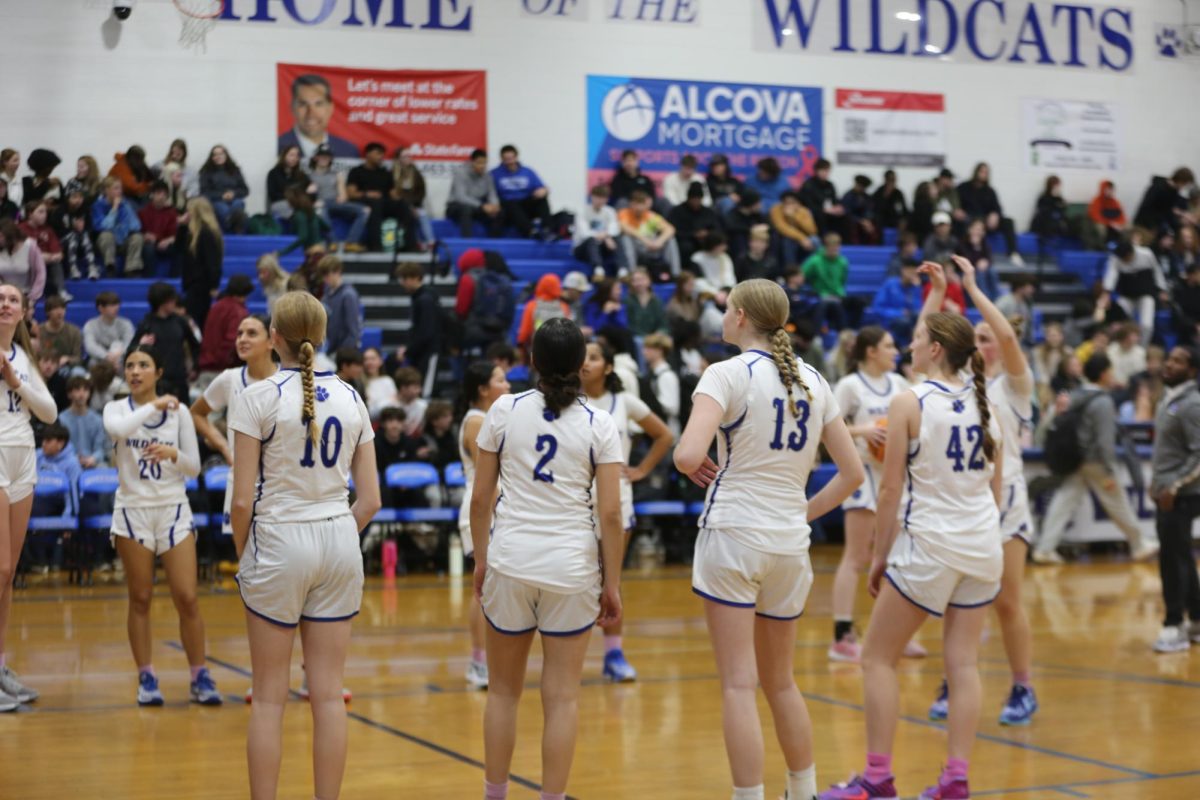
380, 462, 458, 524
444, 462, 465, 489
75, 468, 119, 585
28, 472, 79, 532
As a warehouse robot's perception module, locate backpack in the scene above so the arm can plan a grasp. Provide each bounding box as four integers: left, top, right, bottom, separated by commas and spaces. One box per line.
469, 270, 515, 337
532, 299, 566, 331
246, 213, 281, 236
1043, 392, 1102, 476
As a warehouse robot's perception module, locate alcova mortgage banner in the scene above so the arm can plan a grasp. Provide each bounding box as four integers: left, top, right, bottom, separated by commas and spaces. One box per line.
586, 74, 823, 185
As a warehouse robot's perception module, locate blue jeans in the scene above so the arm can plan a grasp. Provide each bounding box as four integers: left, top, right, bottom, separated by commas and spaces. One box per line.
320, 201, 370, 245
414, 208, 435, 244
211, 199, 245, 232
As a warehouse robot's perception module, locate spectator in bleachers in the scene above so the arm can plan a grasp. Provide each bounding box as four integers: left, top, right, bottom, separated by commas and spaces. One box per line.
642, 333, 681, 432
91, 178, 143, 277
320, 255, 362, 355
869, 258, 924, 345
151, 139, 199, 198
36, 424, 81, 515
690, 230, 736, 288
0, 178, 17, 221
791, 318, 830, 379
334, 347, 365, 397
61, 375, 109, 468
1086, 180, 1127, 249
486, 342, 530, 391
770, 190, 817, 267
1107, 322, 1147, 389
560, 271, 591, 334
491, 144, 551, 238
799, 157, 845, 236
705, 153, 744, 214
1031, 175, 1068, 242
1167, 224, 1200, 280
308, 145, 369, 252
418, 400, 457, 471
197, 274, 253, 379
22, 149, 61, 206
610, 149, 658, 209
362, 347, 399, 419
1120, 344, 1164, 421
0, 219, 46, 303
198, 145, 249, 233
619, 189, 681, 280
107, 145, 153, 206
61, 201, 97, 281
394, 367, 427, 435
1032, 322, 1070, 407
87, 360, 123, 411
137, 181, 178, 274
277, 186, 330, 257
668, 182, 721, 266
83, 291, 134, 367
584, 278, 628, 332
37, 347, 69, 410
1174, 262, 1200, 346
374, 406, 425, 473
65, 155, 102, 207
696, 280, 725, 344
827, 329, 858, 384
40, 296, 82, 367
873, 169, 909, 232
802, 232, 849, 331
446, 148, 502, 238
265, 145, 311, 220
995, 276, 1037, 347
1104, 237, 1169, 342
574, 184, 623, 280
887, 231, 920, 277
19, 200, 64, 300
626, 267, 667, 337
348, 142, 416, 251
132, 283, 197, 400
958, 162, 1022, 264
1134, 167, 1196, 237
922, 210, 958, 265
910, 180, 937, 245
179, 197, 224, 330
393, 146, 435, 246
781, 264, 820, 328
722, 188, 767, 260
0, 149, 21, 207
956, 217, 999, 299
397, 260, 441, 378
666, 271, 701, 326
841, 174, 879, 244
1051, 352, 1083, 397
662, 154, 710, 208
517, 273, 568, 348
934, 167, 967, 229
735, 225, 780, 283
743, 157, 788, 213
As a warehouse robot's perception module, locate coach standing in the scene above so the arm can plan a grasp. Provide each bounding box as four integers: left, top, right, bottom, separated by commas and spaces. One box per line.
1150, 346, 1200, 653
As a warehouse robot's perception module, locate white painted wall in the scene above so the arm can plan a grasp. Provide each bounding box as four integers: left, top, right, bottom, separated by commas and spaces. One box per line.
4, 0, 1198, 229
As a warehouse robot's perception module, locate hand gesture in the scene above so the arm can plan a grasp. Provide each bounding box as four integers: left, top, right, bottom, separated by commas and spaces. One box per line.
863, 425, 888, 448
142, 442, 178, 464
0, 351, 18, 389
867, 557, 888, 598
687, 456, 719, 488
597, 583, 622, 627
917, 261, 946, 292
473, 561, 486, 602
950, 254, 977, 288
153, 395, 180, 412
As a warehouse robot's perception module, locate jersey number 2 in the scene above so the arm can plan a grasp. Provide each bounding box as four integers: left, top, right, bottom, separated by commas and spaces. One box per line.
533, 434, 557, 483
300, 417, 344, 468
945, 425, 985, 472
769, 397, 810, 452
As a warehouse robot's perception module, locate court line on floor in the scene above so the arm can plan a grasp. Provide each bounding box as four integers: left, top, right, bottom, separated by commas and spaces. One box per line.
188, 646, 568, 799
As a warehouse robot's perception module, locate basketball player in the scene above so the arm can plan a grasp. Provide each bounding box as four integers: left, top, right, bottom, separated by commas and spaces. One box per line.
675, 279, 864, 800
104, 345, 220, 707
229, 291, 381, 800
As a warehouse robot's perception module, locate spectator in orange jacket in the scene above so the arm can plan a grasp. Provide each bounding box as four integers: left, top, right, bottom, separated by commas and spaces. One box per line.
107, 146, 154, 205
1088, 180, 1127, 248
517, 274, 569, 347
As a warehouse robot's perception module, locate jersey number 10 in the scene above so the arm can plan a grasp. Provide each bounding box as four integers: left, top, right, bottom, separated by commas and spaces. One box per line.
300, 417, 344, 468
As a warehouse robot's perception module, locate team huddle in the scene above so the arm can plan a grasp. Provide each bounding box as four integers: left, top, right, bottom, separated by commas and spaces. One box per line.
0, 253, 1034, 800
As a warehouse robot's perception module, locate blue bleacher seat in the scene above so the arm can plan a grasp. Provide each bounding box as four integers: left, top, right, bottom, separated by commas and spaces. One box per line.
377, 462, 458, 524
203, 464, 229, 492
29, 472, 79, 531
444, 462, 465, 488
634, 501, 686, 518
79, 468, 120, 530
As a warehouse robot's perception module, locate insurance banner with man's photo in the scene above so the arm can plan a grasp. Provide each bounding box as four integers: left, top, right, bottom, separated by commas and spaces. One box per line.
275, 64, 487, 161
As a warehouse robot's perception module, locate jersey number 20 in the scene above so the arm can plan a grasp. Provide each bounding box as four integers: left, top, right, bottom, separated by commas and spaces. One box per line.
769, 397, 811, 452
945, 424, 985, 472
300, 417, 344, 468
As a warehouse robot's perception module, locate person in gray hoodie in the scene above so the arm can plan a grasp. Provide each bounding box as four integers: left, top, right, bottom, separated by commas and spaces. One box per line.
445, 148, 502, 237
1149, 345, 1200, 652
1034, 353, 1160, 564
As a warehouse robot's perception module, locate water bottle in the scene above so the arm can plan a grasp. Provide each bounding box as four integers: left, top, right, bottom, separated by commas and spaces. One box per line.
381, 218, 398, 254
448, 534, 464, 579
382, 539, 398, 580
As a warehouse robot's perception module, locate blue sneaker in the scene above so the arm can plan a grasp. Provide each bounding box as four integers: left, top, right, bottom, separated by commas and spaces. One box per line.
190, 667, 223, 706
998, 683, 1037, 726
928, 679, 949, 721
602, 649, 637, 682
137, 672, 164, 707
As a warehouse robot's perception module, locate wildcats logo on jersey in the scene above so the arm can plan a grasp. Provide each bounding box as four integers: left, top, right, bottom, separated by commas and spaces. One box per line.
125, 437, 174, 449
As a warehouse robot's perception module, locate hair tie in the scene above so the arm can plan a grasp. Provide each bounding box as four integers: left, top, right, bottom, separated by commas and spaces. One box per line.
301, 338, 312, 346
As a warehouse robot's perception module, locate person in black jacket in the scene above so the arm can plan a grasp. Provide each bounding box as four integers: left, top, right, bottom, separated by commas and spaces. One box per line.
265, 145, 312, 219
132, 282, 199, 400
198, 145, 249, 233
705, 154, 744, 214
667, 183, 722, 264
1031, 175, 1068, 240
798, 158, 845, 236
1134, 167, 1196, 237
958, 162, 1023, 264
610, 149, 661, 210
841, 174, 878, 244
872, 169, 909, 232
397, 261, 442, 379
722, 189, 767, 260
178, 197, 224, 331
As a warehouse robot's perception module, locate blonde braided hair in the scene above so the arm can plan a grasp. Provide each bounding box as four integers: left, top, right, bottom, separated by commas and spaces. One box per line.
926, 312, 996, 463
728, 279, 811, 418
272, 291, 327, 446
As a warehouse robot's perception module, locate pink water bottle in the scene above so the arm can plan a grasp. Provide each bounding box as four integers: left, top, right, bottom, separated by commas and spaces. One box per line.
382, 540, 398, 580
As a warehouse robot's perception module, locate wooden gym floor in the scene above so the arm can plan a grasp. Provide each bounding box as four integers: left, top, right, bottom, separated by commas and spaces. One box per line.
3, 549, 1200, 799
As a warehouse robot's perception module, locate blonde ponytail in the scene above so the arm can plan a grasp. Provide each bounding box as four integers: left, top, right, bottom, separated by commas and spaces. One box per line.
770, 327, 811, 417
270, 291, 328, 447
727, 279, 812, 417
969, 349, 996, 463
299, 339, 319, 446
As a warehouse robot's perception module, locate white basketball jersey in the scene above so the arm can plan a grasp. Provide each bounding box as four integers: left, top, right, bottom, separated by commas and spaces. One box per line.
0, 344, 50, 447
693, 349, 840, 555
833, 370, 910, 466
203, 365, 274, 533
228, 369, 373, 526
987, 367, 1034, 487
903, 380, 1003, 579
476, 390, 623, 593
457, 407, 487, 524
104, 398, 199, 509
592, 390, 652, 462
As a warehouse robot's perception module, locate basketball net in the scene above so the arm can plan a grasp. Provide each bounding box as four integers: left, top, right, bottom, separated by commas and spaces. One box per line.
174, 0, 224, 52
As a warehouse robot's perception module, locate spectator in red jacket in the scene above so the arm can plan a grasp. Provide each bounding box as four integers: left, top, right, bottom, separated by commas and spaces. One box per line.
197, 274, 252, 376
1087, 180, 1127, 248
454, 247, 488, 320
19, 199, 64, 299
137, 181, 178, 273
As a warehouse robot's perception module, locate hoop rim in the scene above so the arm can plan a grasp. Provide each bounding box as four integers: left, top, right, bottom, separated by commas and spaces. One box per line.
173, 0, 224, 20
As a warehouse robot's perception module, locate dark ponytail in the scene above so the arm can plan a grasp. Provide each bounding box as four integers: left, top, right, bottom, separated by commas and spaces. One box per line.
532, 318, 586, 416
457, 360, 497, 421
594, 340, 624, 395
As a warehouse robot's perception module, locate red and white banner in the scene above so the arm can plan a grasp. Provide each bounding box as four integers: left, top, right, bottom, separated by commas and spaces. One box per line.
276, 64, 486, 161
834, 89, 946, 168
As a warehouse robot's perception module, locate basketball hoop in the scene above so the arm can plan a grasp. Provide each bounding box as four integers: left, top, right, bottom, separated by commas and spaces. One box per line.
174, 0, 224, 52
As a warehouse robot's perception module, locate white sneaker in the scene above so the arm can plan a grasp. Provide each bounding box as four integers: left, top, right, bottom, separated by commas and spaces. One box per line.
466, 659, 489, 689
0, 687, 18, 712
1131, 542, 1160, 562
1010, 252, 1025, 267
297, 673, 352, 703
0, 665, 38, 703
1031, 549, 1065, 565
1153, 625, 1191, 653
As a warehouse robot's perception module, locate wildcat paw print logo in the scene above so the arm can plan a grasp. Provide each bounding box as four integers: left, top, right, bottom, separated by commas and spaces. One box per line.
316, 386, 330, 403
952, 399, 965, 414
1157, 26, 1182, 58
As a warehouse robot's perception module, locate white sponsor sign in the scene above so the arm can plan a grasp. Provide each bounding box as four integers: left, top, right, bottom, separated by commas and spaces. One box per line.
1022, 98, 1120, 171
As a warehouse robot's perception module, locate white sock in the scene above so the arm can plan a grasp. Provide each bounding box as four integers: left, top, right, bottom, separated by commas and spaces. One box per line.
787, 765, 817, 800
732, 786, 764, 800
